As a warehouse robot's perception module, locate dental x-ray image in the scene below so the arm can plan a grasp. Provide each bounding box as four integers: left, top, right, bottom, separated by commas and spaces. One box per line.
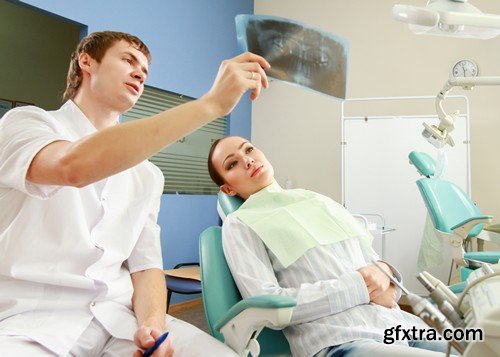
236, 14, 349, 99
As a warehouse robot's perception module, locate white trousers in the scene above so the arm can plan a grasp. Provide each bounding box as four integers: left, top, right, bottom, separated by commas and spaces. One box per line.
0, 315, 237, 357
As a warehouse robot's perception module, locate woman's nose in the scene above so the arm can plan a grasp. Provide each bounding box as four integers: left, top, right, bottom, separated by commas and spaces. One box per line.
244, 156, 255, 168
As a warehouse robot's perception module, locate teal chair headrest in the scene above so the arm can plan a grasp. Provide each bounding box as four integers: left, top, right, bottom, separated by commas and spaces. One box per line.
217, 192, 244, 220
409, 151, 436, 177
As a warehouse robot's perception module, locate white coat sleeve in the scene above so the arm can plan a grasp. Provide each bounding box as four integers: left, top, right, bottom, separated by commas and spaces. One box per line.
0, 106, 71, 199
126, 166, 164, 273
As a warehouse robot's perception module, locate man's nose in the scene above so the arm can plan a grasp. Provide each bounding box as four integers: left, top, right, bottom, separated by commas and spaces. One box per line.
132, 70, 145, 85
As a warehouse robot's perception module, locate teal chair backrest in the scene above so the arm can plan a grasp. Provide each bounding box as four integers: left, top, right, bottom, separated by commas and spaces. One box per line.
199, 192, 292, 356
409, 151, 483, 237
199, 226, 241, 341
417, 179, 483, 237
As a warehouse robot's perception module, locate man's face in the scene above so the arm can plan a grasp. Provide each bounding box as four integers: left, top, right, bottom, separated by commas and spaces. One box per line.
212, 136, 275, 199
88, 40, 149, 113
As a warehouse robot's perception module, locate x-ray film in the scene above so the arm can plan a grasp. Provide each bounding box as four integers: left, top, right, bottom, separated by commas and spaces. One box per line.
236, 14, 349, 99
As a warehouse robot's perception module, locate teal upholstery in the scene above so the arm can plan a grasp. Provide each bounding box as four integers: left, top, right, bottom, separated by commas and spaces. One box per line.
217, 191, 244, 218
416, 179, 484, 238
460, 267, 474, 282
409, 151, 436, 177
199, 226, 240, 341
448, 281, 467, 294
409, 151, 500, 287
463, 251, 500, 264
200, 193, 293, 356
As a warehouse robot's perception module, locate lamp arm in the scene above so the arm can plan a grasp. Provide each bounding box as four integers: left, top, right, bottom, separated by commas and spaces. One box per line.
432, 76, 500, 147
433, 82, 456, 146
448, 76, 500, 88
435, 82, 454, 130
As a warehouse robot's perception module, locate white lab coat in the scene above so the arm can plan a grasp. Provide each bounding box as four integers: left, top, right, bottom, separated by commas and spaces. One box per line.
0, 101, 164, 355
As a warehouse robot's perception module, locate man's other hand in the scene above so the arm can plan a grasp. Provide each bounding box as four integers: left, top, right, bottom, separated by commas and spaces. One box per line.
133, 326, 173, 357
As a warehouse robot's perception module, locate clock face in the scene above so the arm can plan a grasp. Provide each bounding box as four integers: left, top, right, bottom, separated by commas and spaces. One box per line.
452, 60, 478, 78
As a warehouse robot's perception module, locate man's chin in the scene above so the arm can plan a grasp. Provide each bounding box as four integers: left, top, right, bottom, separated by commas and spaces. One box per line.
117, 97, 138, 114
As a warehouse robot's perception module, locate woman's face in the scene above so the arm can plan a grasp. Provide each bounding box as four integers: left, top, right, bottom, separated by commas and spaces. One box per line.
211, 136, 275, 199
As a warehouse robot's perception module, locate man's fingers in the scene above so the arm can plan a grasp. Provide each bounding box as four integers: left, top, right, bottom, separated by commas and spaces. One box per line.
150, 328, 163, 340
134, 327, 155, 348
232, 51, 271, 69
152, 338, 174, 357
239, 62, 269, 88
203, 51, 271, 117
248, 78, 262, 101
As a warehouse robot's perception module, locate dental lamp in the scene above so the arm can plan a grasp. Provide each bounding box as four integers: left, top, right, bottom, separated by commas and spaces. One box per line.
423, 76, 500, 148
393, 0, 500, 39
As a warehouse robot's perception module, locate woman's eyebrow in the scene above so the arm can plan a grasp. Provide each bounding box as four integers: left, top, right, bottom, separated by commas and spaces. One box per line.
222, 141, 249, 167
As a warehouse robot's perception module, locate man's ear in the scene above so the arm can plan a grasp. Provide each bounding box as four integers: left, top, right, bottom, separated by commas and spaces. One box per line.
220, 184, 237, 196
78, 52, 94, 75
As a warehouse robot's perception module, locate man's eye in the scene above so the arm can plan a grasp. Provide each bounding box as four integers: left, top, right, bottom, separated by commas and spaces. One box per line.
124, 58, 132, 64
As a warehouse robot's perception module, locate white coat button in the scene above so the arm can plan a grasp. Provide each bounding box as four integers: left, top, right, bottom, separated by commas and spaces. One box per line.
91, 301, 96, 307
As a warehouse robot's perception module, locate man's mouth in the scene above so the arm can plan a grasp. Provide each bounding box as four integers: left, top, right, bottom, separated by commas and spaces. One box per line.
125, 82, 139, 94
251, 165, 263, 177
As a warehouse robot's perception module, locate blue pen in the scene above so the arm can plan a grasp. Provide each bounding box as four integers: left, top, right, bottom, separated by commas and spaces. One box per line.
143, 332, 169, 357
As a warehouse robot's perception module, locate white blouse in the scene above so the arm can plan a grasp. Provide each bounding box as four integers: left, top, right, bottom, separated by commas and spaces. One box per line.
222, 213, 427, 357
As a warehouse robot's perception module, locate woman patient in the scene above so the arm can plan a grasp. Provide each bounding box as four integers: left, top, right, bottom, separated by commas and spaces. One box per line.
207, 136, 452, 357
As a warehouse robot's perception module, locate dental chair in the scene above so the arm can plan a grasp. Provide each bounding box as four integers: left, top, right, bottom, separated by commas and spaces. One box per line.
199, 192, 295, 357
409, 151, 500, 292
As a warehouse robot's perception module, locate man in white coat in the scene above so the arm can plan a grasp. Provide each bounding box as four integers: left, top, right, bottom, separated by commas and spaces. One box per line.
0, 31, 269, 356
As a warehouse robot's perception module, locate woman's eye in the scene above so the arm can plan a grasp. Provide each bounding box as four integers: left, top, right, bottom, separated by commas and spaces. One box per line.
228, 161, 237, 170
124, 58, 132, 64
246, 147, 254, 154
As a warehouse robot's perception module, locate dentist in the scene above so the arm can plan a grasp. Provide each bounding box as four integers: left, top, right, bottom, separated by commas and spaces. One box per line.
0, 31, 269, 356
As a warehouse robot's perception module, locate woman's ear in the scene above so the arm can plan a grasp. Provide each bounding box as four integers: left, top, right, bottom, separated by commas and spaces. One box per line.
220, 184, 237, 196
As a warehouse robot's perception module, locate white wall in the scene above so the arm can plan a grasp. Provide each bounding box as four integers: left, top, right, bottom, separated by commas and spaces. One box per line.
253, 0, 500, 248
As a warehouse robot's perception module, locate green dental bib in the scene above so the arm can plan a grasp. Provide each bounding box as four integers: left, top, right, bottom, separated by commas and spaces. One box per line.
233, 182, 374, 268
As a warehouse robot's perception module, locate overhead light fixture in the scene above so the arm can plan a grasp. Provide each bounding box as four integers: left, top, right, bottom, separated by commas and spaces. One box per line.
393, 0, 500, 39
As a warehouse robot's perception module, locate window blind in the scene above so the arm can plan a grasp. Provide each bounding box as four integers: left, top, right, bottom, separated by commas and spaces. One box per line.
121, 86, 227, 194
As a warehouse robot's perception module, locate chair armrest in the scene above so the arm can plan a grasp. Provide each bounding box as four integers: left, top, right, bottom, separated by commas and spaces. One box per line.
214, 295, 296, 331
215, 295, 296, 356
451, 215, 492, 239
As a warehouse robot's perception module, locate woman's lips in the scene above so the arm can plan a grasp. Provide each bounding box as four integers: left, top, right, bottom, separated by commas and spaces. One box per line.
251, 165, 263, 177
